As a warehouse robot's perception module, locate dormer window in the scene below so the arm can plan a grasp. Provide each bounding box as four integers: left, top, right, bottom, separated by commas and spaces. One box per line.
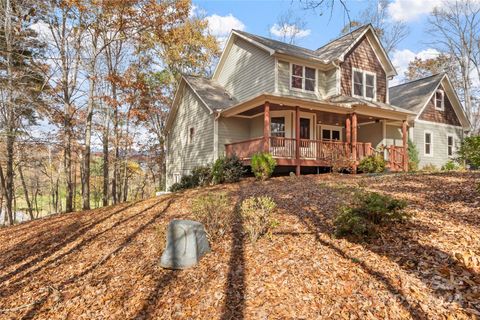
291, 64, 316, 92
435, 89, 444, 110
352, 68, 376, 100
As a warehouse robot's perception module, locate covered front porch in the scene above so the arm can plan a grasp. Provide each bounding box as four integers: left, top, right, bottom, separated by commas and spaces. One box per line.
221, 96, 410, 174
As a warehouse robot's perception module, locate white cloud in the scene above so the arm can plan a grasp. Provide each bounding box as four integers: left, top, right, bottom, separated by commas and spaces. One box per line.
390, 48, 440, 85
387, 0, 441, 22
269, 23, 311, 39
205, 14, 245, 47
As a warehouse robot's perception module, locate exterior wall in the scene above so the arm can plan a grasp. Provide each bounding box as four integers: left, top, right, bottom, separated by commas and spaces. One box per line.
385, 124, 403, 147
166, 86, 214, 189
340, 36, 387, 103
249, 115, 264, 138
411, 121, 464, 169
217, 117, 251, 157
418, 84, 462, 126
318, 68, 337, 98
358, 122, 383, 148
217, 37, 275, 102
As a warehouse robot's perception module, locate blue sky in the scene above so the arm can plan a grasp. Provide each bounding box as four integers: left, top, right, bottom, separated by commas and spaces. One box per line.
195, 0, 445, 84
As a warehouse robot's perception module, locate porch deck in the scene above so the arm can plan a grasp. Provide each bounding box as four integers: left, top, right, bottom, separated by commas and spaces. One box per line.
225, 136, 405, 171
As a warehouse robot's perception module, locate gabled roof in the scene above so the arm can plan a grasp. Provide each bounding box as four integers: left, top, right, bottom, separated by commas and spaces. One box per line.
389, 73, 445, 113
232, 29, 324, 62
183, 75, 237, 110
315, 25, 370, 61
221, 24, 396, 77
165, 75, 237, 132
389, 73, 471, 129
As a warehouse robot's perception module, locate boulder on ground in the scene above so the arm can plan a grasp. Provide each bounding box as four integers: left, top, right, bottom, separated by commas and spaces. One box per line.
160, 220, 211, 269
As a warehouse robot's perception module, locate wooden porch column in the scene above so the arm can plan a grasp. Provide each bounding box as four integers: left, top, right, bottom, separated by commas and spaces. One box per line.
264, 101, 270, 152
402, 120, 408, 172
351, 113, 358, 173
345, 115, 351, 158
295, 106, 300, 176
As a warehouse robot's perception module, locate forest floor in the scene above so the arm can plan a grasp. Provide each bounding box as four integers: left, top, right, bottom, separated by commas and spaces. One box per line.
0, 172, 479, 319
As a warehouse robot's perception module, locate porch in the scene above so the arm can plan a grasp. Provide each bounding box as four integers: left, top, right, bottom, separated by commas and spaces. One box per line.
222, 99, 409, 174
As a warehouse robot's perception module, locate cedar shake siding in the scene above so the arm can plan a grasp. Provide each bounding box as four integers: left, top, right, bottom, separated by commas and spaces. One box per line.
340, 36, 387, 103
419, 85, 461, 126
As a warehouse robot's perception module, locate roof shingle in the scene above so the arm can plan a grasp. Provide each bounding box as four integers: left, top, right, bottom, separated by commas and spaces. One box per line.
389, 73, 444, 113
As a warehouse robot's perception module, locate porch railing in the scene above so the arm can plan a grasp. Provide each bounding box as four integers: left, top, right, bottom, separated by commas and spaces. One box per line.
225, 136, 374, 163
224, 137, 264, 159
386, 145, 405, 171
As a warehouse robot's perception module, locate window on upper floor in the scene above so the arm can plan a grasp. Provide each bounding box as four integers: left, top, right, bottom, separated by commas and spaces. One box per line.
352, 69, 376, 100
291, 64, 316, 92
435, 89, 444, 111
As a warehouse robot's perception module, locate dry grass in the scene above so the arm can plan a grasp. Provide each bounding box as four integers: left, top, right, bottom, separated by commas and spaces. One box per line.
0, 172, 479, 319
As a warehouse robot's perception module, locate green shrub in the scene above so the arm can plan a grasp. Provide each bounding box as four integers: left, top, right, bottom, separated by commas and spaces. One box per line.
192, 193, 231, 240
212, 155, 245, 184
335, 192, 409, 239
441, 160, 458, 171
358, 154, 386, 173
168, 174, 197, 192
457, 135, 480, 169
422, 163, 438, 172
191, 165, 212, 186
169, 182, 183, 192
251, 152, 276, 180
408, 139, 420, 172
240, 196, 277, 243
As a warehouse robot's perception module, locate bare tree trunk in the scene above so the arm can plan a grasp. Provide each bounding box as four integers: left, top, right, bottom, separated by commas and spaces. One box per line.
82, 61, 96, 210
0, 165, 11, 225
64, 119, 73, 213
18, 164, 34, 220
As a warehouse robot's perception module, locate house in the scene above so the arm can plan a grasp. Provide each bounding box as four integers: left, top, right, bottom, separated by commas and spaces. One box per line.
164, 25, 471, 189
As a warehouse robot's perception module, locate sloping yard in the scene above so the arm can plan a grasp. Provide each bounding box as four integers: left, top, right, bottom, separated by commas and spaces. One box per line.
0, 172, 479, 319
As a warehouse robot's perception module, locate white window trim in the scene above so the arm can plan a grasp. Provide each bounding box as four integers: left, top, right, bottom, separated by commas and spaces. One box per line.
424, 130, 433, 157
320, 124, 343, 141
289, 63, 317, 93
446, 133, 455, 157
173, 173, 181, 184
434, 89, 445, 111
352, 67, 376, 101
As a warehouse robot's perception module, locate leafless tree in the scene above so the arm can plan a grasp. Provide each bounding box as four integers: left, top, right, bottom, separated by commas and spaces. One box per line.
428, 0, 480, 129
269, 9, 309, 44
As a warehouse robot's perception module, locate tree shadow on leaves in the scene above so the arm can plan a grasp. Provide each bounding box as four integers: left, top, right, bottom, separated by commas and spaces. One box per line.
221, 194, 245, 320
11, 198, 175, 320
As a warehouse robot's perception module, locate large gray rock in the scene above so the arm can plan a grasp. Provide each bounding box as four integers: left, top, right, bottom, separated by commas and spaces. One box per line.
160, 220, 211, 269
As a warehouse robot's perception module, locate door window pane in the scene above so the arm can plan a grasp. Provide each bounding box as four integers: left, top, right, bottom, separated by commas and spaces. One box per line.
300, 118, 310, 139
271, 117, 285, 137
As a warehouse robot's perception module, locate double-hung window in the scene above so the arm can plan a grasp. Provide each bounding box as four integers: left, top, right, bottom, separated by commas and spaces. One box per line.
271, 117, 286, 147
352, 69, 376, 100
435, 89, 444, 110
424, 131, 432, 156
447, 135, 454, 157
291, 64, 316, 92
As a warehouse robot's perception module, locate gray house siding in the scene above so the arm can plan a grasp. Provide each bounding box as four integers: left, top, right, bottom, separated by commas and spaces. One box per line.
217, 117, 251, 157
217, 37, 275, 102
358, 122, 383, 148
411, 121, 464, 169
166, 86, 214, 189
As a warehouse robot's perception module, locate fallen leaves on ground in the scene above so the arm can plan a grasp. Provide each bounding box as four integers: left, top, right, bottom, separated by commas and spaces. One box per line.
0, 172, 479, 319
